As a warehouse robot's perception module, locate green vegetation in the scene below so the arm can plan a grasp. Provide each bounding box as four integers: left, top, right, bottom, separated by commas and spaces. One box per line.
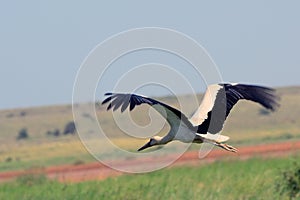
63, 121, 76, 135
276, 161, 300, 199
0, 156, 299, 200
46, 129, 60, 137
16, 128, 29, 140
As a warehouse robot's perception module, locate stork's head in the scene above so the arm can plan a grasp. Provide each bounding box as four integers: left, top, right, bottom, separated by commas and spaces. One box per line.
137, 136, 162, 151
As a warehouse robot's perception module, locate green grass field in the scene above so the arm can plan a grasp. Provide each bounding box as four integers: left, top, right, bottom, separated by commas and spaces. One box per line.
0, 156, 299, 200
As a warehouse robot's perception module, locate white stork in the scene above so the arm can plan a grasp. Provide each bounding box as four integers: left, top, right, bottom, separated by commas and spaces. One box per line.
102, 83, 279, 152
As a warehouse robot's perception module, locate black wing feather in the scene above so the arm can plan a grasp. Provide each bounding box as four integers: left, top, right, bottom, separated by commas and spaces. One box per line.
102, 93, 194, 129
120, 95, 131, 112
196, 83, 279, 134
223, 84, 279, 115
112, 96, 124, 111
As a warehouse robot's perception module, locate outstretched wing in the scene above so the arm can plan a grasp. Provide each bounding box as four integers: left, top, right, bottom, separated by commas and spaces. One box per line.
102, 93, 193, 130
190, 83, 280, 134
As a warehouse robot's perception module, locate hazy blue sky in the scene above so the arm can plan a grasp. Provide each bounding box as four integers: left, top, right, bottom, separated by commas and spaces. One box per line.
1, 1, 299, 109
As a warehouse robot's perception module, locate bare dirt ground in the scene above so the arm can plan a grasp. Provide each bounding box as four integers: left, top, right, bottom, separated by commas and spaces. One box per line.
1, 140, 300, 183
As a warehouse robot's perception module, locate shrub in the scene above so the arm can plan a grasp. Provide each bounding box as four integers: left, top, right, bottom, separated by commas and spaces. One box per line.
276, 161, 300, 199
5, 157, 13, 162
17, 128, 29, 140
53, 129, 60, 137
73, 160, 85, 165
259, 108, 271, 116
47, 129, 60, 137
20, 111, 27, 117
63, 121, 76, 135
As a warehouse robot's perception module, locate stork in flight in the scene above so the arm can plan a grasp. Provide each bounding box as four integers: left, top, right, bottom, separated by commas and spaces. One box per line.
102, 83, 279, 153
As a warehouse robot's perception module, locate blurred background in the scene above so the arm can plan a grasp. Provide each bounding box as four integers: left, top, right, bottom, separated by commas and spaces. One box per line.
0, 1, 300, 199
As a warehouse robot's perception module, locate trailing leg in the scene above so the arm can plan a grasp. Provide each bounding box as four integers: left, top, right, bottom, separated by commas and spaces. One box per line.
202, 137, 237, 153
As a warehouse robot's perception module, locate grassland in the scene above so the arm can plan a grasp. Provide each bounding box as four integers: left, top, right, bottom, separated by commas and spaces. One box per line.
0, 86, 299, 172
0, 155, 299, 200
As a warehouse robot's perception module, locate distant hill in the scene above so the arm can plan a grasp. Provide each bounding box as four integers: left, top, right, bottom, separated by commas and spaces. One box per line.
0, 86, 299, 144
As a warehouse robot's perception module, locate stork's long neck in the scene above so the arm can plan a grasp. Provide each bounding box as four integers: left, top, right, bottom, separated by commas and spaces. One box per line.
155, 135, 172, 145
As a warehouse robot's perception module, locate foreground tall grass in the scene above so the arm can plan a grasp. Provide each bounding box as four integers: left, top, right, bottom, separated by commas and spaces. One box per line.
1, 156, 299, 200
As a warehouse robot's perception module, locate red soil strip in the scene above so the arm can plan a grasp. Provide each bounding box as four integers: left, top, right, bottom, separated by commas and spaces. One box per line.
1, 140, 299, 183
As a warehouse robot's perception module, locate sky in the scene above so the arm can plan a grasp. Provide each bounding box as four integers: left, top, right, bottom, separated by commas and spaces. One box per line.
1, 1, 300, 109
